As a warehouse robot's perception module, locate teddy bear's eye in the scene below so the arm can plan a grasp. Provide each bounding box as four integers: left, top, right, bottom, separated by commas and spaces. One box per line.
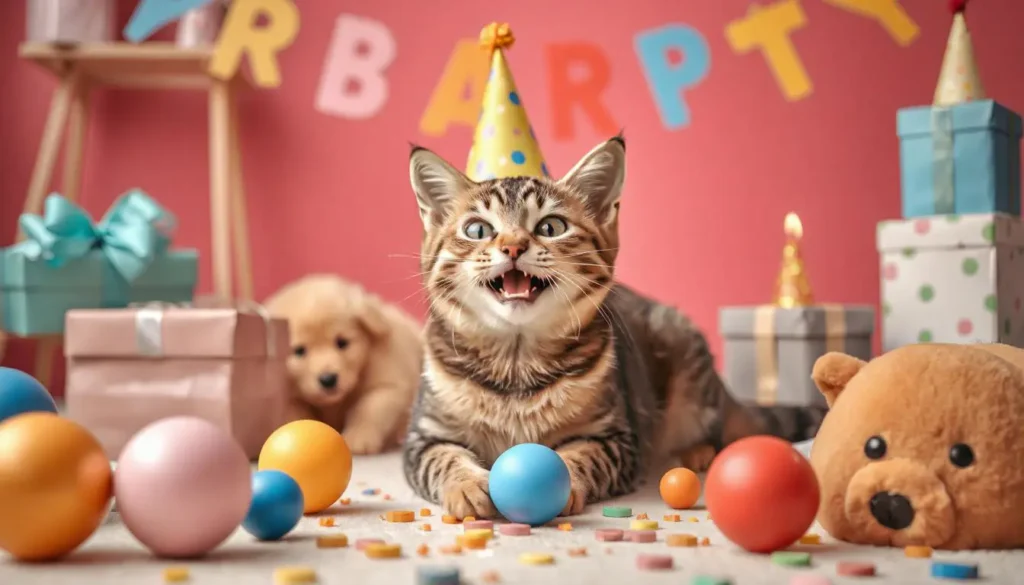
864, 435, 887, 460
292, 345, 306, 357
949, 443, 975, 468
335, 337, 349, 350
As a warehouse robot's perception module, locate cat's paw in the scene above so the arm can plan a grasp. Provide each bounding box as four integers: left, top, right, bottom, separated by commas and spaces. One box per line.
442, 473, 496, 519
560, 482, 587, 517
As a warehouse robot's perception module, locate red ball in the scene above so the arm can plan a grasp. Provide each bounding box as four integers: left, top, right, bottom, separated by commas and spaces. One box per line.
705, 436, 820, 553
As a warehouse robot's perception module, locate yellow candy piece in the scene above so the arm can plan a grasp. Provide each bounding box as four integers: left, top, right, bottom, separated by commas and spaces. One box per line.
463, 528, 493, 540
274, 566, 317, 584
364, 543, 402, 559
630, 519, 659, 531
798, 533, 821, 545
519, 552, 555, 565
456, 534, 489, 550
315, 534, 348, 548
163, 567, 190, 582
905, 545, 933, 558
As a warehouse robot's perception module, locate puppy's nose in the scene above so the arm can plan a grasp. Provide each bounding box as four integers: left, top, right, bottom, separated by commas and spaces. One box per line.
869, 491, 915, 531
318, 373, 339, 391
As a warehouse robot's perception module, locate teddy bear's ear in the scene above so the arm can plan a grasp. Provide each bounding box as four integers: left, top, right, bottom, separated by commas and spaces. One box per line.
811, 352, 868, 408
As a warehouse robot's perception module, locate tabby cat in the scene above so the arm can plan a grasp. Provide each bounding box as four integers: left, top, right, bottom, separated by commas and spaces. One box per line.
402, 136, 824, 519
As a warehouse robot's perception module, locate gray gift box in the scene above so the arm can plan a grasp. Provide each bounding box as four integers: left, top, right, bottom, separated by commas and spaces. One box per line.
719, 304, 875, 408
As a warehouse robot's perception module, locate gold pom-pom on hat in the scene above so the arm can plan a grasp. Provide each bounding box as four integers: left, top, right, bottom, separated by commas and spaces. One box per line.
479, 22, 515, 53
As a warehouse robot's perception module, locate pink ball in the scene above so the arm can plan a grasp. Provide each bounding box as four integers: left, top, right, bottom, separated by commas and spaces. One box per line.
115, 417, 252, 558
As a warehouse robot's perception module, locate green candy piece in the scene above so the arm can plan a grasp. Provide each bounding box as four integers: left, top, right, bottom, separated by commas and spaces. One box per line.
602, 506, 632, 518
772, 551, 812, 567
691, 577, 733, 585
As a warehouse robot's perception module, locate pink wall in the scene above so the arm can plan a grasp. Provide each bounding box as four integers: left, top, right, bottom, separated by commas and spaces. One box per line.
3, 0, 1024, 392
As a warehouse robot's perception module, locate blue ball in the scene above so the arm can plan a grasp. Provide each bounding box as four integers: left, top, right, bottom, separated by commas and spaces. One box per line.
242, 470, 304, 541
0, 367, 57, 425
488, 443, 571, 526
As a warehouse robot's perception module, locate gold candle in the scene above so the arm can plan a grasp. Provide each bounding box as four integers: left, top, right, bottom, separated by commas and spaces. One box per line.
772, 212, 814, 308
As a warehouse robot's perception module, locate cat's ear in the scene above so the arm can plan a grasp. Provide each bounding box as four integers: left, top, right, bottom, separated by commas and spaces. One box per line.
557, 136, 626, 224
409, 146, 475, 228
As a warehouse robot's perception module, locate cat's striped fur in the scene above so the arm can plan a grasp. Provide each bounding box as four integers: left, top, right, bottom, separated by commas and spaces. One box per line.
402, 137, 825, 519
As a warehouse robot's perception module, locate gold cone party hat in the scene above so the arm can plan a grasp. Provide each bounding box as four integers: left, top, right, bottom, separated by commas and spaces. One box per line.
466, 23, 549, 181
773, 213, 814, 308
934, 0, 986, 106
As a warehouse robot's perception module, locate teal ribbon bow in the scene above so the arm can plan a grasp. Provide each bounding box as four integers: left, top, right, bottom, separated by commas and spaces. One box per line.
15, 189, 177, 281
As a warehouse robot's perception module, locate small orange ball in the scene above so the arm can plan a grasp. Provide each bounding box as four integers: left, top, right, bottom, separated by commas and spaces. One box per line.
659, 467, 702, 509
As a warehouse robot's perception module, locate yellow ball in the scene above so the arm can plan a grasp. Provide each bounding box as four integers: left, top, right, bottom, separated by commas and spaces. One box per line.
0, 412, 113, 561
258, 420, 351, 513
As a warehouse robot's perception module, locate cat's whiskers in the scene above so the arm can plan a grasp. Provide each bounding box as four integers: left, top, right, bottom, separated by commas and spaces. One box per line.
556, 270, 642, 356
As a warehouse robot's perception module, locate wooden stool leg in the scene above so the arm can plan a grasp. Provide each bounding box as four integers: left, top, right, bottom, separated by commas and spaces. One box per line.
62, 81, 91, 202
228, 87, 254, 301
21, 71, 81, 236
209, 80, 233, 300
34, 337, 60, 390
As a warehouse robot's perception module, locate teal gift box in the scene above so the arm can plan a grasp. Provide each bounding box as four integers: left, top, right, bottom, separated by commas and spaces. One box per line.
897, 99, 1022, 218
0, 190, 198, 336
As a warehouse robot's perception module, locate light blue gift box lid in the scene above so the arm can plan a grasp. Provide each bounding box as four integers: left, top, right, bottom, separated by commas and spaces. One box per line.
896, 99, 1022, 218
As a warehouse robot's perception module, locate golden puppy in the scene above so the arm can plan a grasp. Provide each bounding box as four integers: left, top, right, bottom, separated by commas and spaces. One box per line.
264, 274, 423, 454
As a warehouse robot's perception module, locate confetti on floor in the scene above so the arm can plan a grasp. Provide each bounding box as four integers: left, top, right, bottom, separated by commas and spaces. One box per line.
420, 508, 432, 517
162, 567, 190, 583
688, 516, 700, 523
421, 523, 432, 532
338, 498, 351, 505
798, 533, 821, 545
361, 488, 381, 496
315, 534, 348, 548
318, 517, 335, 527
699, 537, 711, 546
636, 513, 649, 520
480, 570, 502, 583
905, 545, 933, 558
416, 543, 429, 557
558, 522, 573, 531
385, 510, 415, 523
772, 551, 812, 567
664, 514, 681, 522
364, 543, 402, 559
519, 552, 555, 566
567, 547, 587, 557
439, 544, 462, 555
273, 566, 317, 584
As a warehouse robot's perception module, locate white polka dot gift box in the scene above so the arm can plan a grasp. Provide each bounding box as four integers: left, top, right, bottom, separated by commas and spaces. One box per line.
876, 213, 1024, 351
718, 305, 875, 408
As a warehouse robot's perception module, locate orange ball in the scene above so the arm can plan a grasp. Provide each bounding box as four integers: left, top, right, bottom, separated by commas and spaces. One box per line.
660, 467, 702, 509
258, 420, 352, 514
0, 412, 113, 561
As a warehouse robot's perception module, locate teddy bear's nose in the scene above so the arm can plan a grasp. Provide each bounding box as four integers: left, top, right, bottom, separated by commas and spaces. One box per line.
869, 491, 915, 530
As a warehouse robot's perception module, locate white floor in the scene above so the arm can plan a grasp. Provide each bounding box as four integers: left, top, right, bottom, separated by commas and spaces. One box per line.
1, 450, 1020, 584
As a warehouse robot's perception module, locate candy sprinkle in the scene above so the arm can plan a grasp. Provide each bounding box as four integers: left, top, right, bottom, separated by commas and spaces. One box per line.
905, 545, 933, 558
798, 533, 821, 545
339, 498, 351, 505
274, 566, 317, 584
421, 523, 432, 532
365, 543, 402, 559
836, 561, 876, 577
664, 514, 681, 522
420, 508, 432, 517
480, 570, 502, 583
361, 488, 380, 496
416, 565, 460, 585
318, 517, 335, 527
687, 516, 700, 523
691, 577, 732, 585
439, 544, 462, 555
771, 551, 812, 567
699, 537, 711, 546
441, 514, 459, 524
930, 561, 979, 580
519, 552, 555, 566
385, 510, 415, 523
558, 522, 573, 531
666, 533, 698, 547
315, 534, 348, 548
636, 513, 649, 520
568, 547, 587, 557
416, 544, 429, 557
603, 506, 632, 518
631, 519, 659, 531
163, 567, 190, 583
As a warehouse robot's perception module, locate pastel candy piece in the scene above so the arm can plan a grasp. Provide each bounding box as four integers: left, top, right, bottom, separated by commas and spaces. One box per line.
630, 519, 659, 530
364, 543, 401, 558
836, 561, 876, 576
636, 553, 674, 570
788, 576, 831, 585
498, 523, 531, 536
385, 510, 415, 522
273, 567, 317, 584
627, 530, 657, 543
666, 533, 698, 547
692, 577, 733, 585
416, 565, 461, 585
519, 552, 554, 565
465, 520, 494, 530
771, 551, 812, 567
905, 545, 933, 558
355, 538, 385, 551
595, 528, 624, 541
603, 506, 632, 517
931, 562, 979, 579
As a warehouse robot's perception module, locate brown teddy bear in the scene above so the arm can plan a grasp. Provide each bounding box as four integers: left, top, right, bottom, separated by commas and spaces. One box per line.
809, 343, 1024, 550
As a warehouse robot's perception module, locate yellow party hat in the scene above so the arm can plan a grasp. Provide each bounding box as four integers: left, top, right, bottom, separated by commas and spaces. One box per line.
466, 23, 549, 181
933, 0, 986, 106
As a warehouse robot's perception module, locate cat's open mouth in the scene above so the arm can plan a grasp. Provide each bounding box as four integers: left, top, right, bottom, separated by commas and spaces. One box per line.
486, 269, 552, 303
